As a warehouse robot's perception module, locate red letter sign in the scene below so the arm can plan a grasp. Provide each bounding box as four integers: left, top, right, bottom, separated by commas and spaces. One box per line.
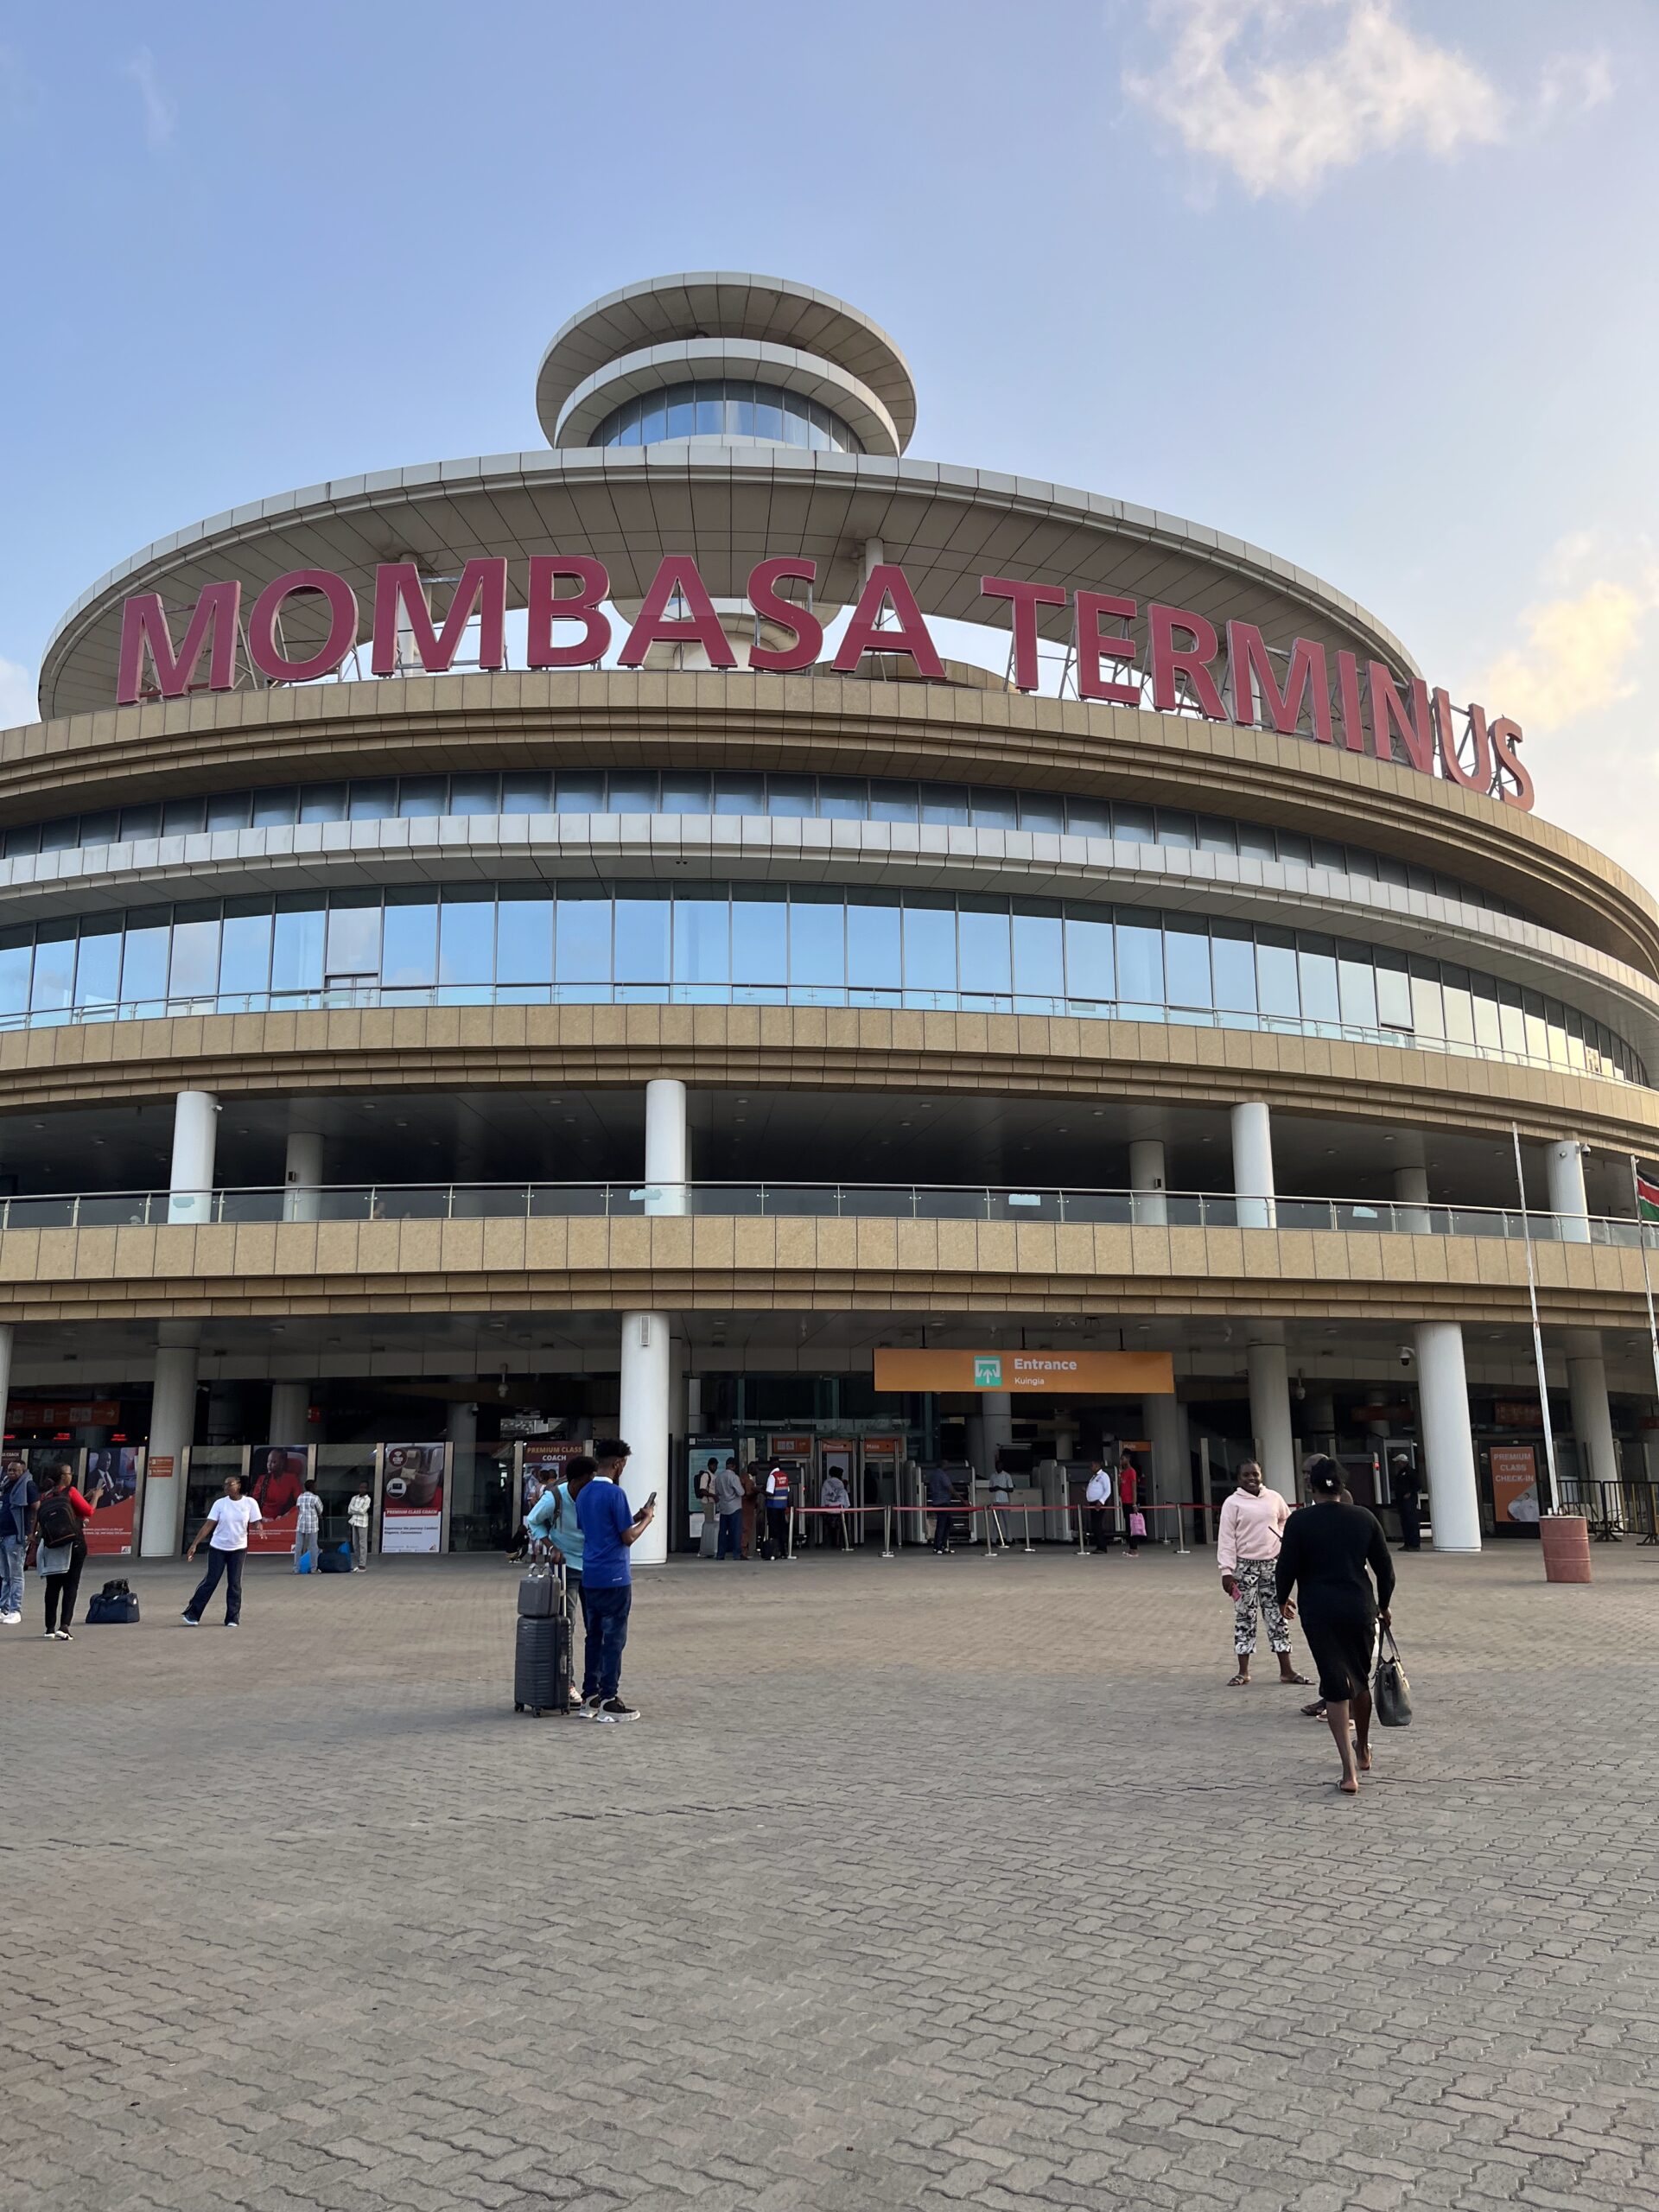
618, 556, 737, 668
1488, 716, 1535, 810
1433, 690, 1492, 793
1075, 593, 1141, 706
747, 559, 823, 672
247, 569, 359, 685
1226, 624, 1332, 746
372, 559, 508, 677
832, 563, 944, 678
981, 575, 1065, 693
1147, 604, 1226, 720
1368, 664, 1435, 774
525, 557, 612, 668
117, 582, 241, 705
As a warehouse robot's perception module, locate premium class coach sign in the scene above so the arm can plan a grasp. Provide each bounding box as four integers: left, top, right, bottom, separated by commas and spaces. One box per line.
117, 553, 1533, 810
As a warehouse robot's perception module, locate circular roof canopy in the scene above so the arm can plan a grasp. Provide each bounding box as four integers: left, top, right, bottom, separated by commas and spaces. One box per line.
552, 338, 902, 456
535, 271, 918, 450
37, 445, 1416, 722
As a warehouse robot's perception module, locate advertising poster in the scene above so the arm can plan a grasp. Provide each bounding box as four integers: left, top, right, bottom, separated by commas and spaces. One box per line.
520, 1440, 584, 1529
1490, 1444, 1541, 1526
687, 1436, 731, 1528
382, 1442, 446, 1554
247, 1446, 310, 1554
82, 1446, 143, 1557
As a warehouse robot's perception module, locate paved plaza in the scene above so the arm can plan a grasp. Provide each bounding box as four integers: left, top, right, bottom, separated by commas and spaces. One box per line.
9, 1538, 1659, 2212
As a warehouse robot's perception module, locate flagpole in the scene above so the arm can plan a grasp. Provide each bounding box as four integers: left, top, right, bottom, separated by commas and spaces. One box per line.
1511, 1123, 1560, 1515
1629, 1154, 1659, 1408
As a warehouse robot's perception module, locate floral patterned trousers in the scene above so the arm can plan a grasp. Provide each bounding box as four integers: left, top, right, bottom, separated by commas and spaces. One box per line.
1232, 1556, 1291, 1656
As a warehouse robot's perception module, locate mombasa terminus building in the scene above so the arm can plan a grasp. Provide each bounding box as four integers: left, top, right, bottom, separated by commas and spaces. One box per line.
5, 270, 1657, 1562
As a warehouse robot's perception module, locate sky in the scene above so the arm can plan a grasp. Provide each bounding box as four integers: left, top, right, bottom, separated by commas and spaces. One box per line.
1, 0, 1656, 880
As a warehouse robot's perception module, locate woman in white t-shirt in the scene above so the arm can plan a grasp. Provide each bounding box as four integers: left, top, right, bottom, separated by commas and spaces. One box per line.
181, 1475, 263, 1626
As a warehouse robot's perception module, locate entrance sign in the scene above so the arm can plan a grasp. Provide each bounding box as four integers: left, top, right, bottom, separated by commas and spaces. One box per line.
874, 1349, 1176, 1395
116, 555, 1532, 810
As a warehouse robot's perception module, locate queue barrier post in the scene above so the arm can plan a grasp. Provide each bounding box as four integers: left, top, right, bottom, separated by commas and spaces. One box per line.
1023, 1504, 1033, 1554
1077, 1494, 1089, 1558
787, 1503, 796, 1560
1173, 1497, 1190, 1559
983, 1502, 995, 1561
882, 1502, 893, 1559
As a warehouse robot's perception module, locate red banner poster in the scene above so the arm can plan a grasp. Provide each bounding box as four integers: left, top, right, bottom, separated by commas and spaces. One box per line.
81, 1446, 143, 1556
246, 1446, 309, 1554
1490, 1445, 1541, 1525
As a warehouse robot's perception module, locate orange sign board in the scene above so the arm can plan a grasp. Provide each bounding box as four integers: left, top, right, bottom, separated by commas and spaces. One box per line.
873, 1349, 1175, 1395
147, 1454, 175, 1479
1490, 1444, 1541, 1525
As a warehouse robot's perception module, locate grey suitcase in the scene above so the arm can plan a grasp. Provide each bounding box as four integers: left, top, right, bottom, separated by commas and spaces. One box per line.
513, 1563, 572, 1715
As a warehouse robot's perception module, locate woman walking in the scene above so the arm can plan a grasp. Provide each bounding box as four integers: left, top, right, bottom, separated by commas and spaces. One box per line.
1274, 1456, 1395, 1795
37, 1461, 99, 1641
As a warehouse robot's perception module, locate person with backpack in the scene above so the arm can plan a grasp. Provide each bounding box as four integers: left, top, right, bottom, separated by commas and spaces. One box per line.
181, 1474, 263, 1627
524, 1454, 594, 1711
0, 1454, 38, 1625
292, 1477, 324, 1574
36, 1462, 99, 1641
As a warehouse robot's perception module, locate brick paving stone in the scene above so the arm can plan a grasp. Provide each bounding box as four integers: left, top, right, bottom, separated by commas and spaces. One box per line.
6, 1543, 1659, 2209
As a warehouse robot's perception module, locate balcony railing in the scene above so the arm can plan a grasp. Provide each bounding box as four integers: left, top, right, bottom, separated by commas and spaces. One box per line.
0, 1180, 1653, 1245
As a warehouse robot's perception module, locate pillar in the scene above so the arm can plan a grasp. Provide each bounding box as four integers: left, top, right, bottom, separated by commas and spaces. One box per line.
644, 1077, 688, 1216
1129, 1138, 1167, 1226
1231, 1101, 1275, 1230
0, 1323, 11, 1440
1247, 1337, 1295, 1502
1145, 1392, 1190, 1539
167, 1090, 219, 1225
980, 1391, 1013, 1475
1392, 1164, 1430, 1235
1414, 1320, 1482, 1551
618, 1309, 671, 1567
1565, 1327, 1618, 1491
283, 1128, 323, 1223
141, 1326, 200, 1555
269, 1381, 310, 1440
1547, 1140, 1591, 1245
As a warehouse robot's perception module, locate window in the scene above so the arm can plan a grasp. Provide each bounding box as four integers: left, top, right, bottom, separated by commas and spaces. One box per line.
868, 781, 918, 823
1116, 915, 1164, 1007
958, 902, 1012, 995
671, 890, 728, 985
555, 893, 610, 982
271, 899, 324, 993
162, 797, 207, 837
397, 779, 446, 819
1165, 920, 1211, 1008
790, 890, 846, 989
299, 785, 346, 825
0, 929, 30, 1015
1064, 913, 1113, 1001
75, 922, 123, 1007
613, 892, 669, 982
1211, 924, 1256, 1013
1337, 951, 1378, 1031
121, 918, 170, 1002
219, 902, 273, 997
382, 895, 438, 988
169, 909, 221, 998
1256, 929, 1300, 1019
500, 774, 552, 815
497, 894, 553, 986
846, 894, 899, 989
32, 925, 77, 1010
347, 780, 397, 822
901, 899, 957, 993
250, 790, 296, 830
326, 896, 381, 980
660, 773, 712, 815
921, 785, 971, 826
448, 776, 501, 817
767, 776, 817, 819
1297, 936, 1340, 1025
733, 891, 788, 986
556, 773, 606, 814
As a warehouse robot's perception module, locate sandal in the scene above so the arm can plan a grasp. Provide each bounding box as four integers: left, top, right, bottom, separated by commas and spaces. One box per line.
1226, 1672, 1251, 1686
1278, 1673, 1312, 1687
1300, 1700, 1327, 1719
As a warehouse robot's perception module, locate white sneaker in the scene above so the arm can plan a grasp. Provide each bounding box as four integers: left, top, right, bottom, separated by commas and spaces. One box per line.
181, 1613, 199, 1625
1, 1611, 20, 1624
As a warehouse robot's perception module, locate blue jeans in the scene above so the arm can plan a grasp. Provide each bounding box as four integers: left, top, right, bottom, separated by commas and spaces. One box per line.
580, 1583, 632, 1701
186, 1546, 245, 1624
716, 1511, 743, 1560
0, 1532, 24, 1615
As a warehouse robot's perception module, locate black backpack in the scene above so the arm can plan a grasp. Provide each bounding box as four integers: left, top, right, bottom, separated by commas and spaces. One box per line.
36, 1490, 79, 1548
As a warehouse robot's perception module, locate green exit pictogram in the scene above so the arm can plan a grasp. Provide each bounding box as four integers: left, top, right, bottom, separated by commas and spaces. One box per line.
974, 1355, 1003, 1387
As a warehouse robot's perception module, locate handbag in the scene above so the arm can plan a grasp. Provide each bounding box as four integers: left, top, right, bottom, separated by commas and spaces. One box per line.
1372, 1625, 1412, 1727
1128, 1510, 1147, 1538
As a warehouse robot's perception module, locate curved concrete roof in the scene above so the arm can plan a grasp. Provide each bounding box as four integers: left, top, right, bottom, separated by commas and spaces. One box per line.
552, 337, 902, 454
38, 445, 1418, 721
534, 272, 918, 448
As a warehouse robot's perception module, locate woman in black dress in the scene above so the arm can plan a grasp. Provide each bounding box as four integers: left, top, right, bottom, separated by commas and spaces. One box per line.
1274, 1457, 1395, 1795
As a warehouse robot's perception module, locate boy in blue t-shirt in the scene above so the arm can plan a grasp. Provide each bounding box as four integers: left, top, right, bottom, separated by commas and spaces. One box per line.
574, 1439, 655, 1722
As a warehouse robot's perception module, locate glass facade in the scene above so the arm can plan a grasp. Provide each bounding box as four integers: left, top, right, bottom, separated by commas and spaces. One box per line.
592, 379, 864, 453
0, 885, 1641, 1084
0, 772, 1528, 920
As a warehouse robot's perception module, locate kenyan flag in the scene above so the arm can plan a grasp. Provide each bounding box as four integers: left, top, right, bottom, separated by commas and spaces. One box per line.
1638, 1166, 1659, 1222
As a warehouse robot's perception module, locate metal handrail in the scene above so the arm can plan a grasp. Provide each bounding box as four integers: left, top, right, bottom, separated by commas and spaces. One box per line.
0, 1179, 1656, 1244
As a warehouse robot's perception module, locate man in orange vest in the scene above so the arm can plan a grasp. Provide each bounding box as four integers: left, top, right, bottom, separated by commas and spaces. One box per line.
763, 1464, 792, 1559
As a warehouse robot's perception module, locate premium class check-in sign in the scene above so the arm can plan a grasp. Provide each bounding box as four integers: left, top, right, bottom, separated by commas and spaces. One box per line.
873, 1349, 1175, 1395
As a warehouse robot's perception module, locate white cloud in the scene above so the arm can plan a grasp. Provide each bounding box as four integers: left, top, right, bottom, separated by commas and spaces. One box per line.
123, 47, 175, 149
1124, 0, 1610, 199
1478, 546, 1659, 734
0, 656, 37, 731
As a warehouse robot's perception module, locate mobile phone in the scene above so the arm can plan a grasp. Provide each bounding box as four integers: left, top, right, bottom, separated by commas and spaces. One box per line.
636, 1491, 658, 1517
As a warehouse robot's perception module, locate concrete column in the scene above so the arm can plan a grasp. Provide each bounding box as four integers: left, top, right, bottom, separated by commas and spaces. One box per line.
283, 1128, 323, 1224
269, 1381, 310, 1440
1392, 1164, 1431, 1235
643, 1078, 688, 1217
1247, 1337, 1295, 1502
1547, 1140, 1591, 1245
0, 1324, 12, 1440
1565, 1326, 1618, 1490
979, 1391, 1013, 1475
1146, 1392, 1190, 1539
167, 1090, 219, 1225
1231, 1101, 1275, 1230
141, 1328, 200, 1555
1414, 1320, 1482, 1551
445, 1397, 477, 1454
618, 1309, 671, 1567
1129, 1138, 1167, 1226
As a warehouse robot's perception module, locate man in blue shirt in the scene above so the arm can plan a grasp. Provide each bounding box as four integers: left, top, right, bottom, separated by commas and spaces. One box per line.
0, 1456, 39, 1624
575, 1439, 655, 1722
